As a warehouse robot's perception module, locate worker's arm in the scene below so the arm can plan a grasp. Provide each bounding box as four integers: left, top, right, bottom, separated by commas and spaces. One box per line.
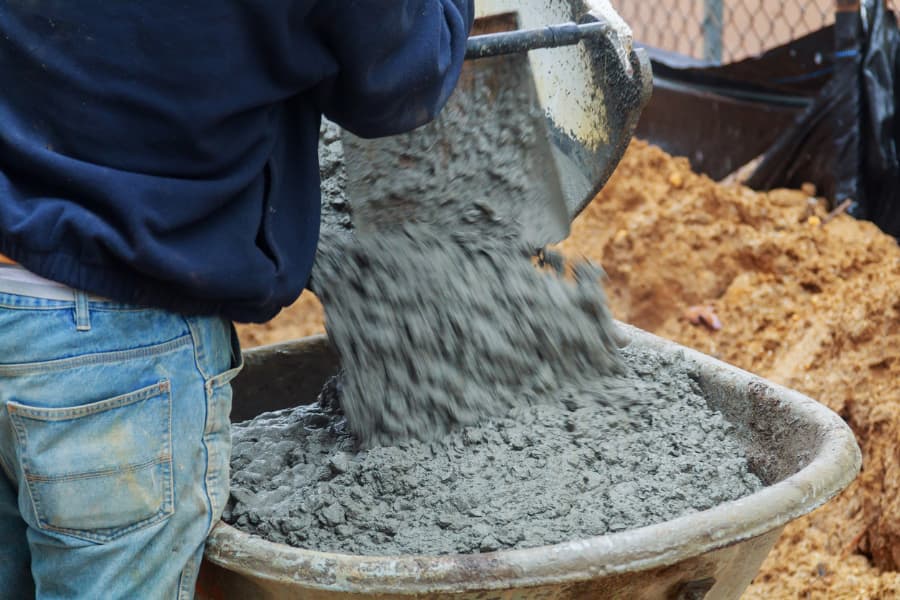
310, 0, 474, 139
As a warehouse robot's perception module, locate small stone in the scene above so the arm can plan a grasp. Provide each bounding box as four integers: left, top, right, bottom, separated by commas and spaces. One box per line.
479, 535, 502, 553
668, 172, 684, 188
608, 521, 628, 532
329, 453, 352, 474
335, 525, 354, 537
230, 488, 257, 506
435, 514, 454, 529
319, 504, 346, 526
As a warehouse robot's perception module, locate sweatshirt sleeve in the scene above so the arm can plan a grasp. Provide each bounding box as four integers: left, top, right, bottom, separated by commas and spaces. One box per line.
310, 0, 474, 139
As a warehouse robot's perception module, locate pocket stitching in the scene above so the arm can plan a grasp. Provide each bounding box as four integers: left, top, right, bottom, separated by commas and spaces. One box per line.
9, 382, 176, 544
8, 380, 171, 421
0, 334, 191, 376
24, 455, 172, 483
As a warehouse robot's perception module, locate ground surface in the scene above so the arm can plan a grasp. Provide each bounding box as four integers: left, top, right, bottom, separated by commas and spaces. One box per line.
237, 140, 900, 598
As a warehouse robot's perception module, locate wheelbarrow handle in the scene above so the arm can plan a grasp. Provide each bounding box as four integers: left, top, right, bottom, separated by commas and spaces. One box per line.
465, 21, 612, 60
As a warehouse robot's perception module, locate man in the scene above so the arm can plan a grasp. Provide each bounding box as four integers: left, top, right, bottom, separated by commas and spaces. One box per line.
0, 2, 474, 598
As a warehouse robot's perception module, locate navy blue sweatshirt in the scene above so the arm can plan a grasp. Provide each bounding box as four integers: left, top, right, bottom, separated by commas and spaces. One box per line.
0, 1, 473, 322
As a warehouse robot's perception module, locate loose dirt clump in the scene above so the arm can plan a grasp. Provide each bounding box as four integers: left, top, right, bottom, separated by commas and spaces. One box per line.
237, 140, 900, 597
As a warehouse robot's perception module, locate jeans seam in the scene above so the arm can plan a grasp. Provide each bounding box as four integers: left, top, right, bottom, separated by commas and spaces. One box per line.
204, 382, 220, 534
0, 294, 146, 311
206, 323, 240, 534
0, 302, 149, 312
0, 334, 191, 376
0, 302, 69, 310
165, 372, 175, 537
177, 552, 198, 600
185, 317, 212, 381
185, 316, 218, 541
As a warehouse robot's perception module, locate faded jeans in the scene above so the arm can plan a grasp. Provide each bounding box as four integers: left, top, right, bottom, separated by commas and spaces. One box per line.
0, 290, 242, 599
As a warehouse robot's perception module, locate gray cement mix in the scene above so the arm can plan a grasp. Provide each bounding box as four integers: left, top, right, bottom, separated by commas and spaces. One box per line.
231, 118, 764, 557
312, 219, 625, 447
340, 53, 569, 247
225, 345, 763, 556
318, 119, 353, 233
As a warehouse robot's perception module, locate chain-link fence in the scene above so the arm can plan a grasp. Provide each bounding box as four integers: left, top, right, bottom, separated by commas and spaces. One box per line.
610, 0, 834, 64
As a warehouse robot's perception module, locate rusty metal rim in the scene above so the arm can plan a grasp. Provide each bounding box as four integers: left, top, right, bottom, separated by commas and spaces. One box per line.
204, 325, 861, 594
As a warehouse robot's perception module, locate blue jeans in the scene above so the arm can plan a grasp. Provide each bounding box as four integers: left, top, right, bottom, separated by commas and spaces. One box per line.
0, 291, 242, 599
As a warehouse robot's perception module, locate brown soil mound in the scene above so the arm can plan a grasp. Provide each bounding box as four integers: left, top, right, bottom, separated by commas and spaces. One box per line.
236, 292, 325, 348
237, 140, 900, 597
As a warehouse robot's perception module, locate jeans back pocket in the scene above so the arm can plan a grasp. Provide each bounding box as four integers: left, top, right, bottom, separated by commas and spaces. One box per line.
7, 381, 174, 543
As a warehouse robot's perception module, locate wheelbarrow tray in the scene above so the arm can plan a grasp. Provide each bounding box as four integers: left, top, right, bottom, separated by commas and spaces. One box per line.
197, 324, 860, 600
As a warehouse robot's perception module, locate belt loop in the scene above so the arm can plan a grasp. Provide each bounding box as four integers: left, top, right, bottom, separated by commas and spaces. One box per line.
74, 291, 91, 332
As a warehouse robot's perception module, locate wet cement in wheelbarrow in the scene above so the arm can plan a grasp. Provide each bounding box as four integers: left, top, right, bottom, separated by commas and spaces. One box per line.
225, 344, 763, 556
228, 153, 762, 555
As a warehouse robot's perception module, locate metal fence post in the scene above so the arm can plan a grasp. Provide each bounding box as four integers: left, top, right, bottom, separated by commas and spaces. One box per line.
833, 0, 862, 213
703, 0, 724, 63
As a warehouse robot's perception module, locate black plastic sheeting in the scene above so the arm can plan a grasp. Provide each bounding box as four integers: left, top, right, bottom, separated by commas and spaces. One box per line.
745, 9, 860, 206
858, 1, 900, 236
635, 1, 900, 237
636, 27, 833, 181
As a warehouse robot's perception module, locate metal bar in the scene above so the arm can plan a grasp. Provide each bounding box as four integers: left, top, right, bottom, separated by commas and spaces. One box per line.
465, 21, 611, 60
703, 0, 724, 64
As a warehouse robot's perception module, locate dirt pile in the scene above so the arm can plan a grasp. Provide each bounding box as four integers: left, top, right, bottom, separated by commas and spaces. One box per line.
237, 140, 900, 596
557, 141, 900, 598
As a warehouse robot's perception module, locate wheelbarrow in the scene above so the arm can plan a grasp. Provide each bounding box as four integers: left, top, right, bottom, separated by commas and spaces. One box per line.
197, 325, 860, 599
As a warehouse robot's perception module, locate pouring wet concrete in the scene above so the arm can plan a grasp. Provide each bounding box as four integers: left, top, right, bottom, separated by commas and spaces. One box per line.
225, 120, 761, 557
229, 214, 761, 555
225, 344, 763, 556
318, 119, 352, 234
310, 222, 625, 447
